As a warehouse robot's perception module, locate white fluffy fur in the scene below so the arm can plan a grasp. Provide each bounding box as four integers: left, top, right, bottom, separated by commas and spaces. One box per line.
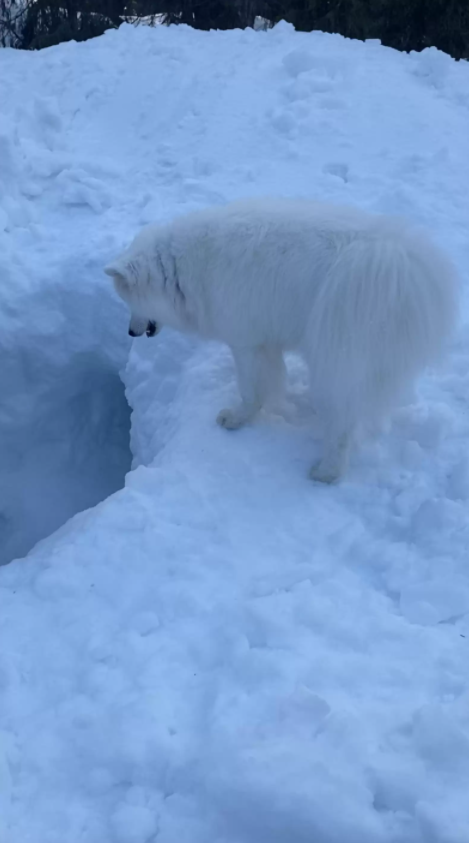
105, 198, 458, 482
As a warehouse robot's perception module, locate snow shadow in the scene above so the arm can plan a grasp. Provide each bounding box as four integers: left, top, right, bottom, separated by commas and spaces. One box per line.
0, 351, 131, 566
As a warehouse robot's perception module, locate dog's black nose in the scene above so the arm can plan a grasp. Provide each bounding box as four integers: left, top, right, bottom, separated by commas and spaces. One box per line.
128, 328, 137, 337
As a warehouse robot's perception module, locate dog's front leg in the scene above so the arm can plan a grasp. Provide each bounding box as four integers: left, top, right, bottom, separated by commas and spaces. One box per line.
217, 346, 263, 430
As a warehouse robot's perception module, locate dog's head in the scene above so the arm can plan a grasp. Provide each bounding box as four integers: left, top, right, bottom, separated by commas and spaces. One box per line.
105, 242, 162, 338
105, 225, 188, 338
104, 256, 160, 337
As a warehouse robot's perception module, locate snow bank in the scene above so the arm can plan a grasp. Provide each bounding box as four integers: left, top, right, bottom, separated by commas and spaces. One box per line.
0, 126, 131, 564
1, 22, 469, 843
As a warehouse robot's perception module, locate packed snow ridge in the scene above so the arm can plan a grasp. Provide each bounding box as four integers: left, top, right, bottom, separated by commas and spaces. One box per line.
1, 21, 469, 843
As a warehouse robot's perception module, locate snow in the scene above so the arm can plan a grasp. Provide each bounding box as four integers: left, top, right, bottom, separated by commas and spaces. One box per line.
0, 127, 132, 562
1, 21, 469, 843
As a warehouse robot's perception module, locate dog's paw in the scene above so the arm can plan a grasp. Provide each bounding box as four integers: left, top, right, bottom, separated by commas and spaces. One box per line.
309, 462, 341, 485
216, 408, 246, 430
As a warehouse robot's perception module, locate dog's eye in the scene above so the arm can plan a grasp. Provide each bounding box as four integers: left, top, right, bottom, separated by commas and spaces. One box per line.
146, 321, 157, 337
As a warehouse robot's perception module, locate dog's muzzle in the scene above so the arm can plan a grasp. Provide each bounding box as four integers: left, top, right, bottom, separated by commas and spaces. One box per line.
128, 320, 158, 338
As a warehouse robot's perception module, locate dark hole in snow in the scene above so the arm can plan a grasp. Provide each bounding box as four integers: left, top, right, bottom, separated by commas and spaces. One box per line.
0, 354, 131, 566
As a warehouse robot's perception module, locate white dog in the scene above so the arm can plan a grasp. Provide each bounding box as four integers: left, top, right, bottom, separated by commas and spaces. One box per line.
105, 198, 457, 482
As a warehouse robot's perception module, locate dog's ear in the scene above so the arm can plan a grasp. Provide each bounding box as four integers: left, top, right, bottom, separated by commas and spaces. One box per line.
104, 258, 138, 288
104, 260, 128, 284
105, 260, 126, 282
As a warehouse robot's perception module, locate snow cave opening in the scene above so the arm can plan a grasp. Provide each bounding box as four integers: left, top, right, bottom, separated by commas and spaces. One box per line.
0, 352, 132, 566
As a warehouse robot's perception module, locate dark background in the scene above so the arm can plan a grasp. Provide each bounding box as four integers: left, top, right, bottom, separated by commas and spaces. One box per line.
1, 0, 468, 59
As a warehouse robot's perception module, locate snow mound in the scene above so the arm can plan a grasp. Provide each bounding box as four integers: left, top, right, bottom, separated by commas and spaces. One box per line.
1, 22, 469, 843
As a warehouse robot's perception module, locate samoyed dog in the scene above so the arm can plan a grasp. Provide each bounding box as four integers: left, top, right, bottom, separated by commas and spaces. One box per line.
105, 198, 457, 482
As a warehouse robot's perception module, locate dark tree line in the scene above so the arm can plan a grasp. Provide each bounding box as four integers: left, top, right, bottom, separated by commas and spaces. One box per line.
277, 0, 469, 60
1, 0, 131, 48
1, 0, 469, 58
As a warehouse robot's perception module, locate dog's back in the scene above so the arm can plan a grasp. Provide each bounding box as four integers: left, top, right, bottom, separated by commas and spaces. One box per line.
168, 199, 457, 359
167, 198, 381, 345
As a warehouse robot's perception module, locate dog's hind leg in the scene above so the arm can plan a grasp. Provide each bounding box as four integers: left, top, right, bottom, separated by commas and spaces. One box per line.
309, 428, 353, 484
308, 399, 357, 484
217, 346, 284, 430
260, 346, 286, 408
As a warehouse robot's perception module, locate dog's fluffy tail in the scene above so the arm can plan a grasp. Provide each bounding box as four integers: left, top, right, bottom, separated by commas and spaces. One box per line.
305, 219, 458, 429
